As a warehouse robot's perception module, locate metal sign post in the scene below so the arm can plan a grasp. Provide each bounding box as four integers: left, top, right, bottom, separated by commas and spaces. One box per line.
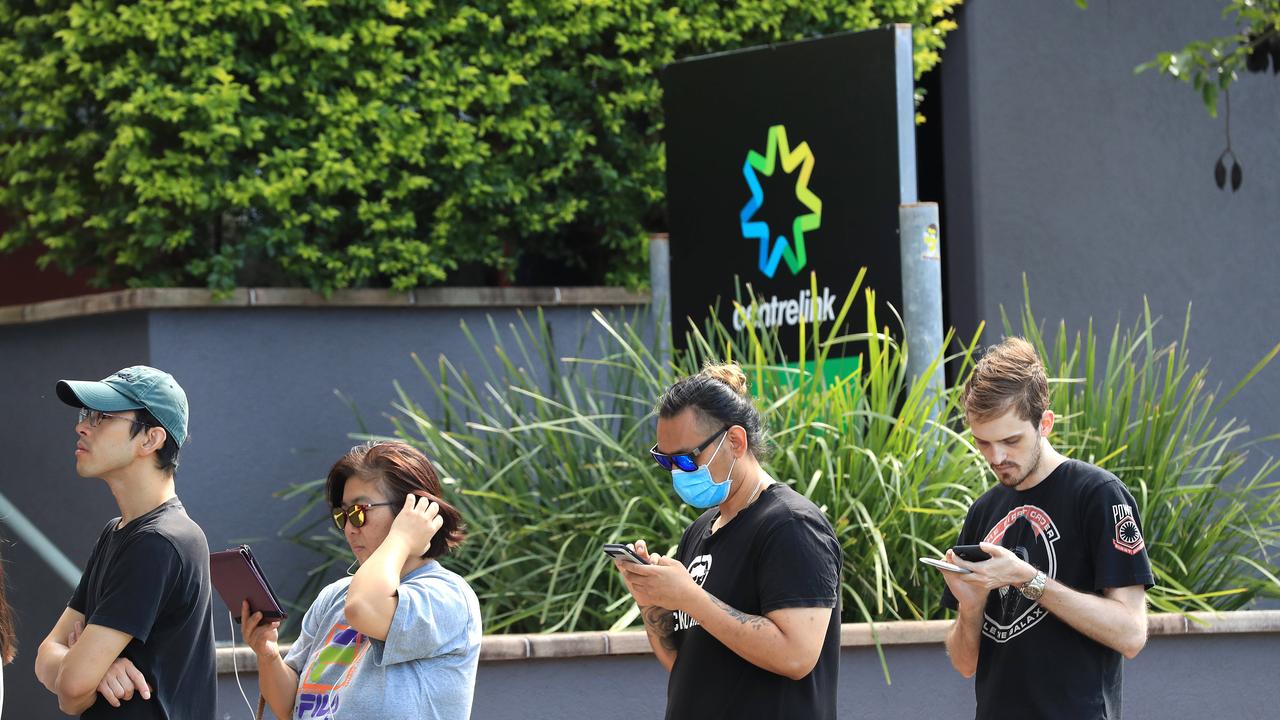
899, 202, 945, 395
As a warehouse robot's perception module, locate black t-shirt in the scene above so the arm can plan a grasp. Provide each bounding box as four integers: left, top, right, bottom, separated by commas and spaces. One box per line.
666, 483, 842, 720
68, 498, 216, 719
941, 460, 1155, 720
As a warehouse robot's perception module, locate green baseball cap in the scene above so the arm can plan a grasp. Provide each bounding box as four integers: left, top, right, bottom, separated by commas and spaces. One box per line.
56, 366, 189, 447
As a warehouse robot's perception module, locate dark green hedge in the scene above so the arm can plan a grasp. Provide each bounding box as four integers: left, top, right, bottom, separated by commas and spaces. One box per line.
0, 1, 959, 293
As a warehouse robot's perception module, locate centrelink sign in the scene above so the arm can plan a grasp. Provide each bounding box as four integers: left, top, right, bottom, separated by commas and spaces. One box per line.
662, 27, 918, 365
732, 287, 839, 331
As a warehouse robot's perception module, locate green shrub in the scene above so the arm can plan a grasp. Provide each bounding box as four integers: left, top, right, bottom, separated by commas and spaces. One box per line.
278, 272, 1280, 639
0, 1, 960, 293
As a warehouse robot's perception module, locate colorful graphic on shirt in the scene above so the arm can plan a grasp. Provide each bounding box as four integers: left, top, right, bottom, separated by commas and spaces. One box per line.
981, 505, 1060, 644
1111, 504, 1145, 555
674, 554, 713, 632
296, 623, 367, 719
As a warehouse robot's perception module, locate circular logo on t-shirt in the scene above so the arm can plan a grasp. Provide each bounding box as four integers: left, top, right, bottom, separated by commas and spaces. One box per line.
1112, 504, 1145, 555
980, 504, 1060, 644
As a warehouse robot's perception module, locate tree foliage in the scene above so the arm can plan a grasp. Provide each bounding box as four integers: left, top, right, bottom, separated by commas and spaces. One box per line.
0, 1, 961, 293
1134, 0, 1280, 117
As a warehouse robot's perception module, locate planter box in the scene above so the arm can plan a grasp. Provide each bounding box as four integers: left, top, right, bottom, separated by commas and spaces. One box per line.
213, 611, 1280, 719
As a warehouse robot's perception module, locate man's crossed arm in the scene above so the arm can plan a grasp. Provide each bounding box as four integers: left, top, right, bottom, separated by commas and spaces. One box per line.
36, 607, 151, 715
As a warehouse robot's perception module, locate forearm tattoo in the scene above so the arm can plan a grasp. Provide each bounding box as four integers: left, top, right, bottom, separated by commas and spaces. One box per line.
710, 594, 770, 631
642, 605, 679, 651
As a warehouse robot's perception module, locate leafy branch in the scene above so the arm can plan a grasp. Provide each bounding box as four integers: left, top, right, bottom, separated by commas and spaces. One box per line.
1134, 0, 1280, 117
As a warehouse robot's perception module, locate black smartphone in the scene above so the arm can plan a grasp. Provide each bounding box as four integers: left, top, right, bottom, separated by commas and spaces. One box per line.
602, 543, 649, 565
951, 544, 992, 562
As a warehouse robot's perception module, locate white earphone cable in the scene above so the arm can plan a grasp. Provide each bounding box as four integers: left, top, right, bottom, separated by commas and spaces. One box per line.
228, 610, 255, 718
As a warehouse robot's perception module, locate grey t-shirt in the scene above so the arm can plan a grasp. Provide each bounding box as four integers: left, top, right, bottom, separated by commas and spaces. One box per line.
283, 560, 481, 720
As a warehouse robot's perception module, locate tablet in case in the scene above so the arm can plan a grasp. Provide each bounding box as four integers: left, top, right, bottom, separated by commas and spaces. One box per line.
210, 544, 288, 621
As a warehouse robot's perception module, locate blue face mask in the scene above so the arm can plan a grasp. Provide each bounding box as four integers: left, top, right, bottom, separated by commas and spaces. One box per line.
671, 434, 738, 508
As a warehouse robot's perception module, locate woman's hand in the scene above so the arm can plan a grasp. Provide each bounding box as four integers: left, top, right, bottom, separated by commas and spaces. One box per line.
240, 600, 280, 661
387, 494, 444, 558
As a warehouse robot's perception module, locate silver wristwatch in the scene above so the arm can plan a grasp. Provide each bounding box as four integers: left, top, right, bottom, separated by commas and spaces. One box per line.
1018, 570, 1048, 601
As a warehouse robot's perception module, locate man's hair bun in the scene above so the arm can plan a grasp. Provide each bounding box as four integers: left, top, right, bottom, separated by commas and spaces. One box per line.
700, 362, 749, 397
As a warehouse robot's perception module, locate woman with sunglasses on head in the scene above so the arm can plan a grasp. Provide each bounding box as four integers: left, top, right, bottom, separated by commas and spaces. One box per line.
615, 362, 843, 720
241, 441, 481, 720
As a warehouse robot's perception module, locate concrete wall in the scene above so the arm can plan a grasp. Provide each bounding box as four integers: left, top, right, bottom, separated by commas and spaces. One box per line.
146, 303, 623, 610
207, 630, 1280, 720
0, 298, 642, 719
940, 0, 1280, 440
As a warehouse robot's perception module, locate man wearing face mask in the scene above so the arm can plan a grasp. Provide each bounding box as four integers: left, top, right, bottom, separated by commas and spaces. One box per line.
615, 362, 842, 720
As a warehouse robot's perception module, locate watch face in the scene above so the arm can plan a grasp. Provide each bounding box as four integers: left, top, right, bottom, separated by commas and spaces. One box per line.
1019, 573, 1046, 600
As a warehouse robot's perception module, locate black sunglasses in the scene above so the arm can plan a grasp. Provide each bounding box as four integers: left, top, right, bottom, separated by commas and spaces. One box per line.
331, 502, 397, 530
650, 426, 729, 472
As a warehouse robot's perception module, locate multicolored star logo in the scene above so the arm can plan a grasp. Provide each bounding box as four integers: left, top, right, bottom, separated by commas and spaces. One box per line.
739, 125, 822, 278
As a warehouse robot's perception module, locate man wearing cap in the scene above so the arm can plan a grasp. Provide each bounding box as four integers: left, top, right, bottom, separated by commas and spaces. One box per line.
34, 366, 216, 719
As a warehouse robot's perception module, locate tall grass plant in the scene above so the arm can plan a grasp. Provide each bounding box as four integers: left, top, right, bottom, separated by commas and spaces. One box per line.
279, 273, 1280, 638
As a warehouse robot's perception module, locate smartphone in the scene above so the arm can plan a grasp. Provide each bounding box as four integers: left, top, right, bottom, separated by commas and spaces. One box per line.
920, 557, 971, 574
602, 543, 649, 565
951, 544, 992, 562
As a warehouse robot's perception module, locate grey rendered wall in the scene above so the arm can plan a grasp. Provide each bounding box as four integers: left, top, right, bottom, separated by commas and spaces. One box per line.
0, 303, 635, 719
145, 304, 625, 626
941, 0, 1280, 439
210, 631, 1280, 720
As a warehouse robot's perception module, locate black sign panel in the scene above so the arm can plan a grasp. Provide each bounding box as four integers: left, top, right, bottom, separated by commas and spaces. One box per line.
662, 28, 915, 362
